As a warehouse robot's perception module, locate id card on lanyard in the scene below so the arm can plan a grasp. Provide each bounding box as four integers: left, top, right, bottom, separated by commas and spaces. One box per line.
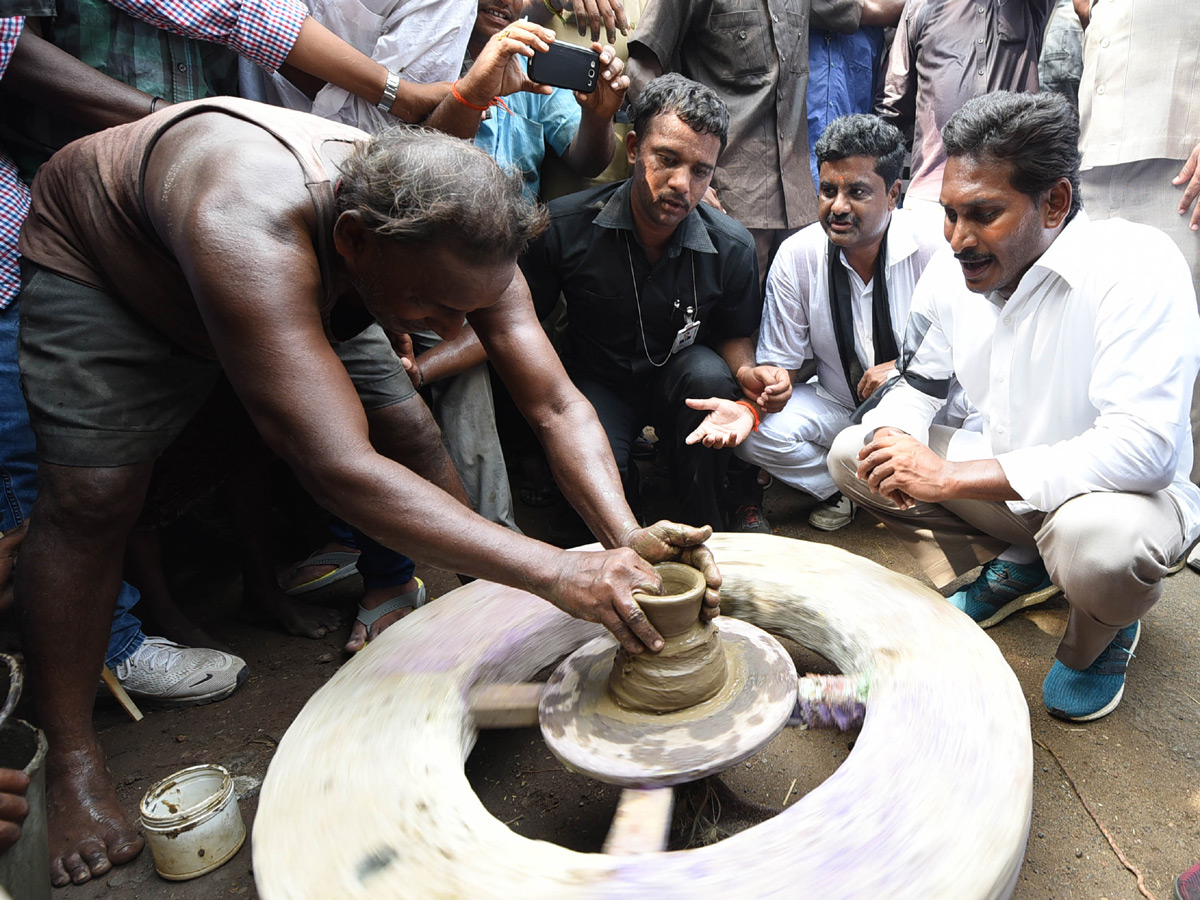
670, 304, 699, 353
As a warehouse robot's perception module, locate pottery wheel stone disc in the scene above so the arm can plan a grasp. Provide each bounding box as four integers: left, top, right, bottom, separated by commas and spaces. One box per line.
255, 534, 1033, 900
539, 618, 796, 786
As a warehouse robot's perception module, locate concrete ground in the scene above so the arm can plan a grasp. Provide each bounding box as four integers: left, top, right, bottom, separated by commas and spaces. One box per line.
63, 473, 1200, 900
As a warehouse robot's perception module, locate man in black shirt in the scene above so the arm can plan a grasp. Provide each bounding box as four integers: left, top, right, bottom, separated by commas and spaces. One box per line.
521, 74, 791, 531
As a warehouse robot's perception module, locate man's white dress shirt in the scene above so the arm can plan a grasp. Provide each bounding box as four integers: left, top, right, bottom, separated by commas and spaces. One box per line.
737, 208, 946, 497
267, 0, 474, 130
862, 210, 1200, 530
757, 207, 943, 410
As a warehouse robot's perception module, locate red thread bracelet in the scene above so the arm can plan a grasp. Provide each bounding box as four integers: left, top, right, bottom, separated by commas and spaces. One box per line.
450, 81, 490, 112
735, 399, 761, 431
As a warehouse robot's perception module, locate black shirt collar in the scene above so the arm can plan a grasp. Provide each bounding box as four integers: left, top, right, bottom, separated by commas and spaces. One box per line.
592, 179, 719, 259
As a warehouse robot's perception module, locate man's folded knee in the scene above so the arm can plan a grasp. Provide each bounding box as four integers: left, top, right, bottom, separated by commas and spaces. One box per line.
828, 424, 872, 490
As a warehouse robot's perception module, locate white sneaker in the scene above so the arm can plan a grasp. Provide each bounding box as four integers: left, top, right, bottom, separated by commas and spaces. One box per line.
114, 636, 247, 706
808, 494, 855, 532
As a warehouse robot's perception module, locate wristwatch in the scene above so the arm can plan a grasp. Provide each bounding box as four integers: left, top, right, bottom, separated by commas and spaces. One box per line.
377, 70, 401, 114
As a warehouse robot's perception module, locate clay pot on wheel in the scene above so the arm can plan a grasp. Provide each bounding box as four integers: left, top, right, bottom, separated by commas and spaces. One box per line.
607, 562, 728, 713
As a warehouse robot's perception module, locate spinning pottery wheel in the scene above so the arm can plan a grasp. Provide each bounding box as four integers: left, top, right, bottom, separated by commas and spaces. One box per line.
254, 534, 1033, 900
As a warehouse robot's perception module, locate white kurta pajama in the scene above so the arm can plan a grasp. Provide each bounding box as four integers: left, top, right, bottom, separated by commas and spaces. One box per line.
738, 208, 945, 498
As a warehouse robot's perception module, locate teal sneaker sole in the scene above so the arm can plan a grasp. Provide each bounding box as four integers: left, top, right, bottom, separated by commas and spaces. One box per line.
1045, 621, 1141, 722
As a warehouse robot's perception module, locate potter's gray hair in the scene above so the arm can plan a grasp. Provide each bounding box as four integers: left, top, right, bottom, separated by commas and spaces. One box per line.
336, 125, 548, 259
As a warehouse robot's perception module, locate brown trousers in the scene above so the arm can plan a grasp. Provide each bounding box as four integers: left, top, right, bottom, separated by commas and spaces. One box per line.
829, 424, 1190, 668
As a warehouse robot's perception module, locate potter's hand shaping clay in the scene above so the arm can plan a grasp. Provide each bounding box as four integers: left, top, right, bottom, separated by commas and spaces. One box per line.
622, 521, 721, 621
545, 546, 666, 654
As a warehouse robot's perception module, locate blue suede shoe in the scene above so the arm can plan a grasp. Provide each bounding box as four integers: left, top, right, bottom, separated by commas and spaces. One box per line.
1043, 621, 1140, 722
948, 558, 1060, 628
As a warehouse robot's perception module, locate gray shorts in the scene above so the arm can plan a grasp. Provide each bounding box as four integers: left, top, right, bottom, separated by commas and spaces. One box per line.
17, 263, 416, 468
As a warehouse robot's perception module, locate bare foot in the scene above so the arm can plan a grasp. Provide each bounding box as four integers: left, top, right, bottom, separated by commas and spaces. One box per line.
280, 542, 360, 594
345, 580, 424, 653
246, 582, 342, 639
47, 745, 143, 886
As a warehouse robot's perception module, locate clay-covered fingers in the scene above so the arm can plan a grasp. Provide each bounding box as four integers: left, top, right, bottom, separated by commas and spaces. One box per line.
549, 548, 664, 652
677, 542, 722, 620
626, 519, 721, 619
607, 591, 662, 654
636, 519, 714, 555
1174, 142, 1200, 230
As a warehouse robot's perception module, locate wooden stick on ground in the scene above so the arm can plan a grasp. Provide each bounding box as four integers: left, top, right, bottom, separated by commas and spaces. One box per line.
469, 683, 542, 728
603, 787, 674, 856
100, 667, 143, 723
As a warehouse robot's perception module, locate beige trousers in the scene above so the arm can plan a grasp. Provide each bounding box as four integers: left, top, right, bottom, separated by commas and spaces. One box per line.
829, 424, 1190, 668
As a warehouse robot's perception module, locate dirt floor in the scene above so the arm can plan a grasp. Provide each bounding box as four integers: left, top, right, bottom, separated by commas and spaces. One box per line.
46, 463, 1200, 900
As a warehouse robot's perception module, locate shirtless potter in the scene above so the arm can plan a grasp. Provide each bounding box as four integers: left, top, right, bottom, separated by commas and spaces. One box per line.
15, 100, 719, 886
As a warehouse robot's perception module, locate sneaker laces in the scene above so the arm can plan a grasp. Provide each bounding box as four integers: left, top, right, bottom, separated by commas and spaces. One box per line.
1094, 638, 1136, 676
115, 638, 183, 681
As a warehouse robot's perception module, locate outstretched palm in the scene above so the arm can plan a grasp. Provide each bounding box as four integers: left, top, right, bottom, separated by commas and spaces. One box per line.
684, 397, 756, 449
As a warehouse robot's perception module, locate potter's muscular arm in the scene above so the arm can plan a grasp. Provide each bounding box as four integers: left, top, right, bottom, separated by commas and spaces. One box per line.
143, 117, 666, 654
470, 276, 638, 547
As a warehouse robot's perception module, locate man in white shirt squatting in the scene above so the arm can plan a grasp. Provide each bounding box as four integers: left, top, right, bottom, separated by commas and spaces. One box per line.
827, 91, 1200, 722
686, 114, 946, 532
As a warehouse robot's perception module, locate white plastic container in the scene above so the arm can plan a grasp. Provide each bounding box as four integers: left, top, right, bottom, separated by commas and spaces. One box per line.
139, 764, 246, 881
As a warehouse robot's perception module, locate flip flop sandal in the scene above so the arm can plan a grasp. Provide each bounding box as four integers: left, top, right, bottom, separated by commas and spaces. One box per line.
284, 550, 361, 597
354, 578, 428, 647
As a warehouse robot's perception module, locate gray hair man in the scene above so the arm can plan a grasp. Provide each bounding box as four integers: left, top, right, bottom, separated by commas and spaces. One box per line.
15, 98, 718, 885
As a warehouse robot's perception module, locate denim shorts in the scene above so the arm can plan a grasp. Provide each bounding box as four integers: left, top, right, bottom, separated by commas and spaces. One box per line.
17, 263, 415, 468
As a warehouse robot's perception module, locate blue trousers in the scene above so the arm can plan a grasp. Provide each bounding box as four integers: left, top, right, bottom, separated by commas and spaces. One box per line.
328, 518, 415, 591
0, 299, 143, 667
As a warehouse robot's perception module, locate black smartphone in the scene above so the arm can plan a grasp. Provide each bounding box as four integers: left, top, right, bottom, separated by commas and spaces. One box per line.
527, 42, 599, 94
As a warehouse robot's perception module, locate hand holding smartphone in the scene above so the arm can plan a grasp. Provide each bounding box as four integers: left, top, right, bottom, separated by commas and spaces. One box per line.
527, 42, 600, 94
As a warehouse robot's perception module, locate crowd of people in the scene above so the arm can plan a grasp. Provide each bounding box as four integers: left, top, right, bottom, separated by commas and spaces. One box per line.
0, 0, 1196, 895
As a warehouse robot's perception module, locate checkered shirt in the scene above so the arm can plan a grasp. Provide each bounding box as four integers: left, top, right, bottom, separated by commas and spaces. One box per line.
108, 0, 305, 72
0, 17, 28, 310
